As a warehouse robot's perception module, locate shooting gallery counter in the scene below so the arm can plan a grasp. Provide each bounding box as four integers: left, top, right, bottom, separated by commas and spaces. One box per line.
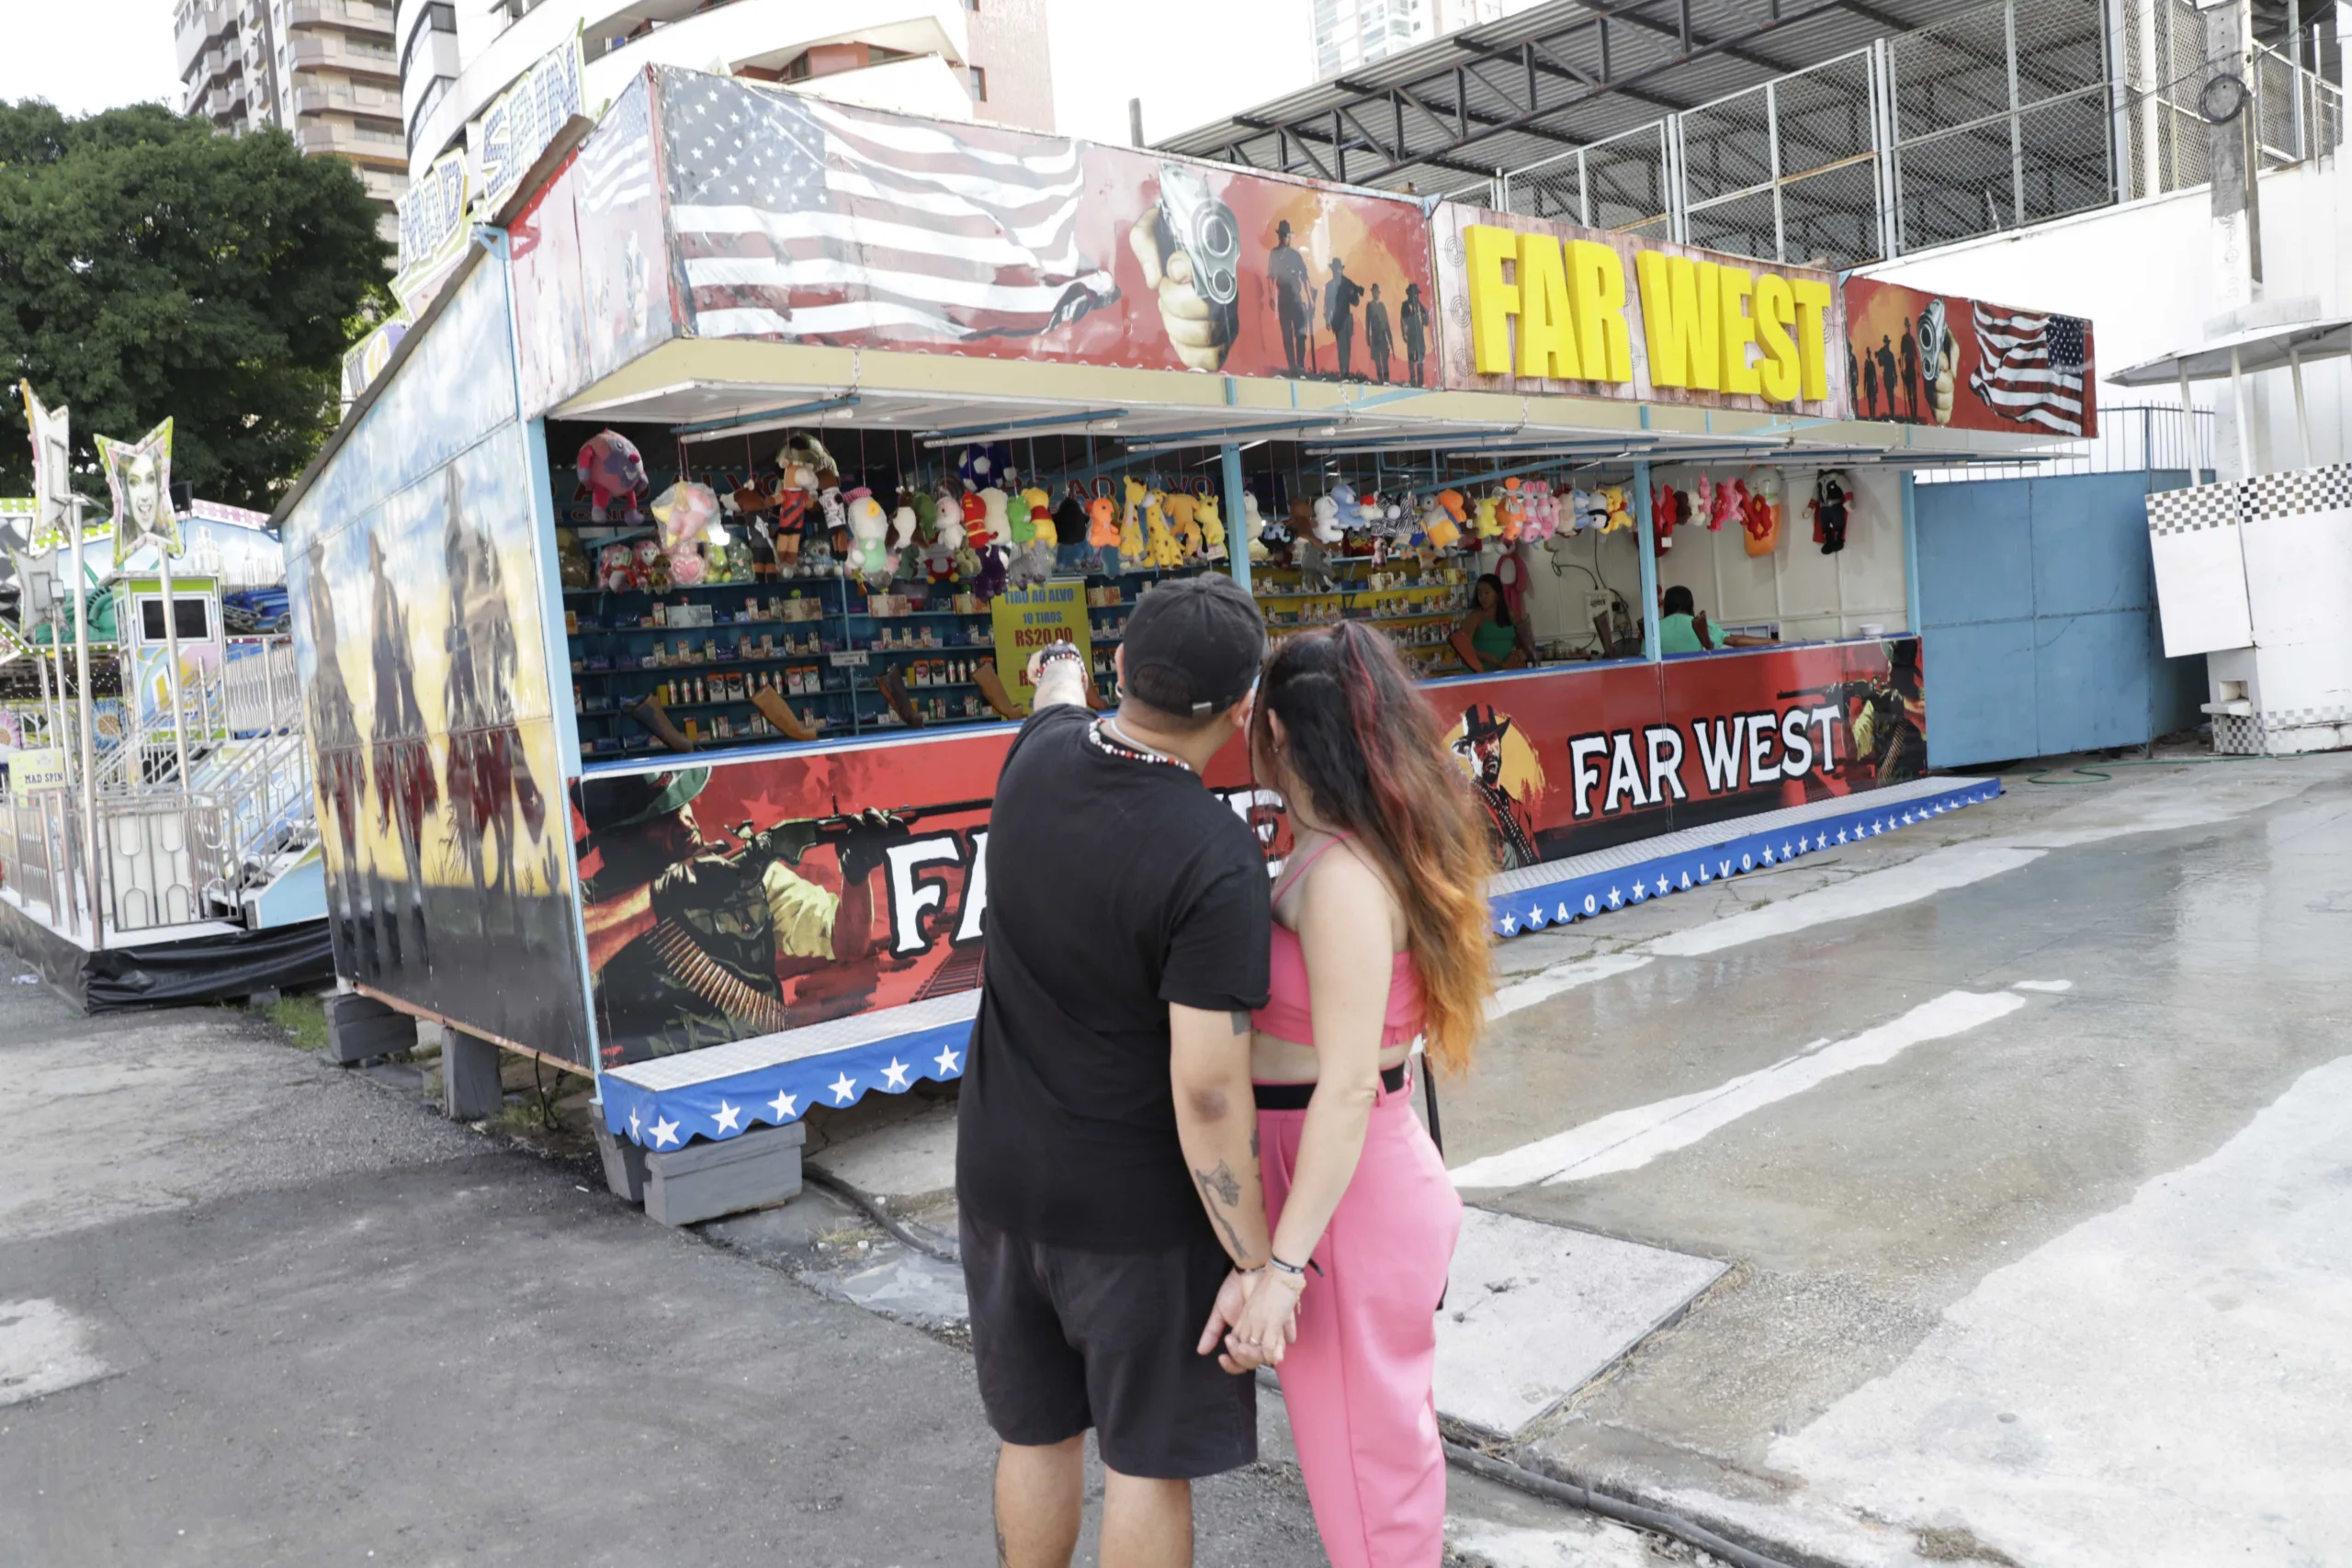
584, 635, 2002, 1156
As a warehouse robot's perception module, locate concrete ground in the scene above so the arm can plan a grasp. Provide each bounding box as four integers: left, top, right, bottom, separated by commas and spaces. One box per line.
6, 748, 2348, 1568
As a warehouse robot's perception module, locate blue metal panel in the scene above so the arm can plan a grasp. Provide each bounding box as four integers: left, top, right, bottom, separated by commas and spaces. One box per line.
2031, 472, 2155, 616
1917, 478, 2033, 627
2035, 611, 2154, 754
1917, 469, 2190, 765
1924, 619, 2041, 765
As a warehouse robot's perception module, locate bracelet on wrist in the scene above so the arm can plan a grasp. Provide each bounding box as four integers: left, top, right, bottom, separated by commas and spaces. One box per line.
1267, 1255, 1307, 1278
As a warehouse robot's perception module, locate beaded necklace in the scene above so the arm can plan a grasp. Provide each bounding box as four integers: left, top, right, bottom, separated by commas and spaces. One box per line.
1088, 716, 1193, 773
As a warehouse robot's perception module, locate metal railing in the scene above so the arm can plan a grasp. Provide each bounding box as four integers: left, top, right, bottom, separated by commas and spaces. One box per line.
1463, 0, 2343, 271
1915, 403, 2218, 483
1, 637, 316, 939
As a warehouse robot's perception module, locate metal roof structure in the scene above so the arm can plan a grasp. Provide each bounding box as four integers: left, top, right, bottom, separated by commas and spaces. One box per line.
1158, 0, 1975, 196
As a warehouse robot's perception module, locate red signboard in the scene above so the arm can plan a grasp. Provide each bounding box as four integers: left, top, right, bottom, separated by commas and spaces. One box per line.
571, 642, 1923, 1067
1843, 276, 2096, 438
658, 69, 1438, 388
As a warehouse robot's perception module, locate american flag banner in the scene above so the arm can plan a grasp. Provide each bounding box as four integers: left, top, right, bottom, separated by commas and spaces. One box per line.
577, 75, 654, 216
1968, 306, 2090, 436
662, 73, 1119, 344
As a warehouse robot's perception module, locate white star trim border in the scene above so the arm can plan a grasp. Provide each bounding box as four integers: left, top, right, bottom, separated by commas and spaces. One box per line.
713, 1101, 741, 1134
830, 1072, 857, 1104
934, 1046, 962, 1076
769, 1089, 797, 1121
649, 1116, 681, 1149
881, 1058, 910, 1090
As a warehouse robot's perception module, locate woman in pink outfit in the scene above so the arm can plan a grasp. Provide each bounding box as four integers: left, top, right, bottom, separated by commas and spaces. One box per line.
1212, 622, 1495, 1567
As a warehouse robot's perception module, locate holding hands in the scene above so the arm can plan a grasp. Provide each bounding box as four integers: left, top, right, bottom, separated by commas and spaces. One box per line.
1199, 1261, 1306, 1374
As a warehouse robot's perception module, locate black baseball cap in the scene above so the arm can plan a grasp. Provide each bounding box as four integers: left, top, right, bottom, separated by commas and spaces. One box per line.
1121, 574, 1265, 718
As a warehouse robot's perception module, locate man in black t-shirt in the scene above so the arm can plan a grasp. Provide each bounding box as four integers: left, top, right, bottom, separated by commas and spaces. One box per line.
957, 574, 1273, 1568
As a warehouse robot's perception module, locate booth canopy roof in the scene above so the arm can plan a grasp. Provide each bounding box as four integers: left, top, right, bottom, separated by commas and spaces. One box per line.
2109, 318, 2352, 387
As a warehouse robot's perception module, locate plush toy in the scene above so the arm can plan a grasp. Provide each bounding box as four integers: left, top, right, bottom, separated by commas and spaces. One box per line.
841, 489, 889, 586
1166, 491, 1203, 560
577, 430, 650, 524
1019, 486, 1051, 539
1744, 468, 1782, 558
1195, 492, 1227, 561
1711, 477, 1747, 532
597, 542, 636, 592
650, 479, 718, 574
1053, 492, 1093, 572
1522, 480, 1559, 543
1468, 493, 1498, 541
1295, 534, 1337, 592
978, 487, 1012, 551
1139, 491, 1177, 570
780, 433, 838, 491
891, 502, 920, 555
935, 485, 967, 552
1309, 494, 1343, 545
957, 442, 1015, 492
974, 541, 1009, 601
1421, 501, 1461, 551
1495, 481, 1525, 543
1240, 493, 1269, 561
1120, 477, 1148, 563
1086, 489, 1120, 548
1810, 470, 1853, 554
1600, 487, 1634, 533
556, 529, 593, 590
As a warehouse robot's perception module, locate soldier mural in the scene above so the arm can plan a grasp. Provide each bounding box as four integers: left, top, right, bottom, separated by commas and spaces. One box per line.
440, 466, 548, 927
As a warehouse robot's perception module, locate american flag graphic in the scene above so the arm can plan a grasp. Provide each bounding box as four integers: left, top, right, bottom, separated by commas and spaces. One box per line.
662, 74, 1118, 344
1968, 306, 2089, 435
578, 77, 654, 215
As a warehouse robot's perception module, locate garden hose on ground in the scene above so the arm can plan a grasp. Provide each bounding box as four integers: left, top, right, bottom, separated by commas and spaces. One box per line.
799, 1163, 961, 1264
2024, 750, 2268, 785
809, 1168, 1801, 1565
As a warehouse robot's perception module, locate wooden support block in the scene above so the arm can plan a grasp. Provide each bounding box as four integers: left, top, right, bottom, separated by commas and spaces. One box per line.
440, 1027, 504, 1122
644, 1122, 806, 1227
323, 992, 415, 1066
594, 1119, 650, 1205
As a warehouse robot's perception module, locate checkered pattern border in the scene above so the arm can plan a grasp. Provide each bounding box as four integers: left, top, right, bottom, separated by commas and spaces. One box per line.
2240, 462, 2352, 522
2211, 713, 2266, 754
2150, 463, 2352, 536
2147, 479, 2238, 536
2258, 704, 2352, 730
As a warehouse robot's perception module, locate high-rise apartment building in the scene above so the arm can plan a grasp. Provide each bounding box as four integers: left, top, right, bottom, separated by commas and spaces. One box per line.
173, 0, 409, 241
1310, 0, 1523, 78
400, 0, 1056, 191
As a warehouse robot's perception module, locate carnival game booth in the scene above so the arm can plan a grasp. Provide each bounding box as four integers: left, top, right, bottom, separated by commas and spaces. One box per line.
277, 65, 2070, 1218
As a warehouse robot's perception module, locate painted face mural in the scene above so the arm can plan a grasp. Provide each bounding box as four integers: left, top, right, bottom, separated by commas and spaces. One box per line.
96, 418, 182, 566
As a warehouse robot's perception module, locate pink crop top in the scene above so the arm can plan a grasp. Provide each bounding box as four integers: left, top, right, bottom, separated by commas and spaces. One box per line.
1250, 834, 1426, 1048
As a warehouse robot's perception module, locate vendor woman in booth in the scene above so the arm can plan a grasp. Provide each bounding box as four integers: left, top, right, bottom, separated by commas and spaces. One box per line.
1451, 572, 1532, 673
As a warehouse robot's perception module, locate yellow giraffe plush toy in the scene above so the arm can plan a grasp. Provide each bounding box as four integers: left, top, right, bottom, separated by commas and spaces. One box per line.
1195, 492, 1227, 560
1166, 491, 1204, 560
1120, 475, 1148, 562
1145, 489, 1184, 570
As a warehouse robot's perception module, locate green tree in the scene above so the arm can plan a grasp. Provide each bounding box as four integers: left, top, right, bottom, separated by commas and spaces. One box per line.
0, 100, 390, 512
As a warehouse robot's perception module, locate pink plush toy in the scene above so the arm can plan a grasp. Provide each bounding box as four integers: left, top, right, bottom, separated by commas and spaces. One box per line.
1711, 476, 1748, 530
578, 430, 650, 524
1521, 479, 1558, 542
598, 543, 636, 592
1694, 475, 1717, 530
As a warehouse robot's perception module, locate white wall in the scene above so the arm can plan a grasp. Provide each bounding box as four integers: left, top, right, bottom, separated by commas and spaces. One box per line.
1510, 464, 1908, 655
1860, 154, 2352, 481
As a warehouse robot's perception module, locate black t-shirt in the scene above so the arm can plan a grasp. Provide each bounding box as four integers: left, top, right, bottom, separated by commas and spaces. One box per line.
956, 704, 1272, 1252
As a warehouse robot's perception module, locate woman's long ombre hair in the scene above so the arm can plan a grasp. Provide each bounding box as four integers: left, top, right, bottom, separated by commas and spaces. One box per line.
1250, 623, 1497, 1075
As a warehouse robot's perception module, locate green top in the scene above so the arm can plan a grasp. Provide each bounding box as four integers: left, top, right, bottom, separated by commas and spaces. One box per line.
1659, 612, 1713, 655
1471, 616, 1518, 659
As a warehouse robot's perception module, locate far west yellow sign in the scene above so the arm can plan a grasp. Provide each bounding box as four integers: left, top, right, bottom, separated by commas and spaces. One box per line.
1437, 206, 1849, 416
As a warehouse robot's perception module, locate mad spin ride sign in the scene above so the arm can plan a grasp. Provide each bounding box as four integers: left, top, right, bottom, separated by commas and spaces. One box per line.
1430, 204, 1850, 417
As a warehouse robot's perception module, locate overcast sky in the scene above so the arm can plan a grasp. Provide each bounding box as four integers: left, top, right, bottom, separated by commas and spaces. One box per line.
0, 0, 185, 116
1046, 0, 1317, 147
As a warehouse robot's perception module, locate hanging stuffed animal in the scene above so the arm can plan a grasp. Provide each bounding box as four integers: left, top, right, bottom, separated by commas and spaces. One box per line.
577, 430, 650, 524
1599, 486, 1634, 533
1651, 483, 1676, 553
1241, 492, 1270, 562
1743, 468, 1781, 558
957, 442, 1015, 493
1497, 479, 1526, 543
973, 536, 1010, 601
780, 433, 837, 491
633, 536, 666, 592
1144, 489, 1184, 570
842, 488, 892, 587
1166, 491, 1204, 561
1810, 470, 1853, 554
1421, 497, 1462, 552
651, 480, 720, 588
1711, 476, 1748, 532
1055, 491, 1094, 573
1120, 477, 1148, 563
1196, 491, 1227, 561
971, 488, 1006, 551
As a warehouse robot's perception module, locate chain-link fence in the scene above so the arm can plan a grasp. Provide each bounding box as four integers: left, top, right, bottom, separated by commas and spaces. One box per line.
1461, 0, 2342, 268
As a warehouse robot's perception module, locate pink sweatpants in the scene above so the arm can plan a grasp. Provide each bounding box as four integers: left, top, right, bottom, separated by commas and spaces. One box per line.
1259, 1076, 1463, 1568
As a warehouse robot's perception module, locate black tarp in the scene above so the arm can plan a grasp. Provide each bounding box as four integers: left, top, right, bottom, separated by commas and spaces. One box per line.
83, 919, 335, 1010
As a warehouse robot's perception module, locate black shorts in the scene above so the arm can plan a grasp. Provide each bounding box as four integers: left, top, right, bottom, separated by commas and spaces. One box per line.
960, 1210, 1257, 1480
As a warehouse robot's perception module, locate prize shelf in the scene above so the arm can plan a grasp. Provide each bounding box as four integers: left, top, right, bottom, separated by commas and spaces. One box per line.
565, 566, 1189, 757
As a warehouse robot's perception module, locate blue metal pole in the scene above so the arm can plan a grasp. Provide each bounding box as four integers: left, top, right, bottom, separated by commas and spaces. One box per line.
1900, 468, 1922, 637
1634, 458, 1660, 663
1220, 441, 1251, 592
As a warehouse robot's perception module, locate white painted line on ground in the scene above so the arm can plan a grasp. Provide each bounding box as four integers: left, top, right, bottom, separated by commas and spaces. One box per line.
1643, 844, 2047, 958
1452, 990, 2027, 1190
2011, 979, 2075, 993
1488, 952, 1656, 1021
0, 1297, 110, 1407
1770, 1052, 2352, 1567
